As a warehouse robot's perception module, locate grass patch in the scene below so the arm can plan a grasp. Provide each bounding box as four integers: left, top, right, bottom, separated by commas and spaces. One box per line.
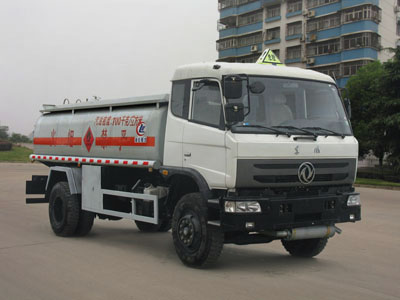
356, 177, 400, 188
0, 146, 33, 163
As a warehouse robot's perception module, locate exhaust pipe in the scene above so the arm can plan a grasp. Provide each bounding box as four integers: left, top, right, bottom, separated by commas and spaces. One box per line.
264, 225, 341, 241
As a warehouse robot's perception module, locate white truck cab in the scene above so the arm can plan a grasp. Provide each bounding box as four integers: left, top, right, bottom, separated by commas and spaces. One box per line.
165, 62, 358, 189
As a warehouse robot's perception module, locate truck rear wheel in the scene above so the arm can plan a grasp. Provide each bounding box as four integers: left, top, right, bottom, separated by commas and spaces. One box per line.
172, 193, 223, 268
135, 219, 171, 232
75, 209, 95, 236
49, 182, 80, 237
281, 238, 328, 258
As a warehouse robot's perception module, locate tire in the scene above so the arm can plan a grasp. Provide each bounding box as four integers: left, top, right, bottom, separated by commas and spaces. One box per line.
48, 182, 80, 237
135, 219, 172, 232
75, 208, 95, 236
172, 193, 223, 268
281, 238, 328, 258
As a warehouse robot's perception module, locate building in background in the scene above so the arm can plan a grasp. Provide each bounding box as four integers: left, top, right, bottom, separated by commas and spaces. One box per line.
217, 0, 400, 87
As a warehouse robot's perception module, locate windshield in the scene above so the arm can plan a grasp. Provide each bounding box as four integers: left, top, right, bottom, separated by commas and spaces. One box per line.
230, 76, 352, 136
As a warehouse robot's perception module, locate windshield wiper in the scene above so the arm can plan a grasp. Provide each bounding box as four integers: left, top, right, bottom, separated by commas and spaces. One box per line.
302, 127, 345, 139
273, 125, 317, 138
234, 124, 291, 137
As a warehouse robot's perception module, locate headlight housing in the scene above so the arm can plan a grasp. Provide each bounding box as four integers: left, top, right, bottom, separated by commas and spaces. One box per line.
347, 194, 361, 206
224, 201, 261, 213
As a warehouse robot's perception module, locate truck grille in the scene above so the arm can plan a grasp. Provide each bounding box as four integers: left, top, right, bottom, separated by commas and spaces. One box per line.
236, 159, 356, 188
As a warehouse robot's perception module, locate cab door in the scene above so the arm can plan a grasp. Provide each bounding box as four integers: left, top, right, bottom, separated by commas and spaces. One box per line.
182, 79, 227, 189
163, 80, 191, 167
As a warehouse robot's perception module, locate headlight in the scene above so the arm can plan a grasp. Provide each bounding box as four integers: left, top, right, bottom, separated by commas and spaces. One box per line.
347, 194, 361, 206
224, 201, 236, 213
245, 201, 262, 213
224, 201, 261, 213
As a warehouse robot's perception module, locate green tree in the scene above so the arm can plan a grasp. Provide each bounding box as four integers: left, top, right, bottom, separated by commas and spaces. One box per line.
381, 48, 400, 172
346, 61, 388, 165
346, 48, 400, 170
0, 127, 9, 140
9, 133, 31, 143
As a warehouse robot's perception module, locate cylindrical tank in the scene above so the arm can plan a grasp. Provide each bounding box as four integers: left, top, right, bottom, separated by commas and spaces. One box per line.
33, 95, 169, 163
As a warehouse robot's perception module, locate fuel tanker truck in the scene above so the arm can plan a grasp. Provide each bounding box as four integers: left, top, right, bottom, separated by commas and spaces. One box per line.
26, 56, 361, 267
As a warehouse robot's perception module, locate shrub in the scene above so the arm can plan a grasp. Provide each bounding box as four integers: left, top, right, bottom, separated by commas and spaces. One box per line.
357, 167, 400, 183
0, 140, 12, 151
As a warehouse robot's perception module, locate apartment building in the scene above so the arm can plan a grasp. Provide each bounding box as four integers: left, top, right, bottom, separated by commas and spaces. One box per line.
217, 0, 400, 87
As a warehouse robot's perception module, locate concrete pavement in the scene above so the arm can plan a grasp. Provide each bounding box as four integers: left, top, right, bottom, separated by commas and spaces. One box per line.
0, 163, 399, 300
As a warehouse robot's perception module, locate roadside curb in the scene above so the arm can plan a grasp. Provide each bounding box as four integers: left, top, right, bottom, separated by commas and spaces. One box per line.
354, 184, 400, 191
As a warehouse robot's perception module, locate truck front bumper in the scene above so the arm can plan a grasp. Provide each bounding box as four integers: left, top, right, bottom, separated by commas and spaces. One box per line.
219, 192, 361, 232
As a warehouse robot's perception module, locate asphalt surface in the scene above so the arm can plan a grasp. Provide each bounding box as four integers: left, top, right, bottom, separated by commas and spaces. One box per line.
19, 143, 33, 150
0, 163, 399, 300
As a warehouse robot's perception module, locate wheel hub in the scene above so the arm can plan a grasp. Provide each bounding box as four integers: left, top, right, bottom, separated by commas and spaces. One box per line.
178, 215, 199, 247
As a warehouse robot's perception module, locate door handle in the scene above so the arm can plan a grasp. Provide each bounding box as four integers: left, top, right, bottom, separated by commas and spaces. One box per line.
184, 152, 191, 157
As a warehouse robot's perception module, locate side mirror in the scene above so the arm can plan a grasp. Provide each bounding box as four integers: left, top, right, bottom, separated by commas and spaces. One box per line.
225, 103, 244, 124
223, 76, 243, 99
344, 98, 352, 119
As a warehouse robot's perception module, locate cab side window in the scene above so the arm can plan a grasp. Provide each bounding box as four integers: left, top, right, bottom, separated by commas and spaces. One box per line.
191, 81, 223, 128
171, 80, 191, 119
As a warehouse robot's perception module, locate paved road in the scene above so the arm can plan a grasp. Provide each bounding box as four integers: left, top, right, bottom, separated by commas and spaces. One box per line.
19, 143, 33, 150
0, 163, 399, 300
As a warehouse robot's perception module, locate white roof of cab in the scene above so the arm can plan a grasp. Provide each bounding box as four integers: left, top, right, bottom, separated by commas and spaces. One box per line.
172, 62, 335, 84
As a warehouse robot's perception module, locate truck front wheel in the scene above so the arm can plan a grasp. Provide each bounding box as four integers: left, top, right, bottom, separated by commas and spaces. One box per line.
172, 193, 223, 268
281, 238, 328, 258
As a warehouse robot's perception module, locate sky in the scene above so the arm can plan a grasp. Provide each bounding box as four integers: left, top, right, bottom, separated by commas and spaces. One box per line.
0, 0, 219, 135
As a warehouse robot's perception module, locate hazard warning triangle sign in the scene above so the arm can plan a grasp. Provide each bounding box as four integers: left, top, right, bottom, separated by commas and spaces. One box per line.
256, 49, 285, 66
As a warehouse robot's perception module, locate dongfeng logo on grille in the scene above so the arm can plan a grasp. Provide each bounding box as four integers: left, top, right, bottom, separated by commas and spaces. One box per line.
298, 162, 315, 184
